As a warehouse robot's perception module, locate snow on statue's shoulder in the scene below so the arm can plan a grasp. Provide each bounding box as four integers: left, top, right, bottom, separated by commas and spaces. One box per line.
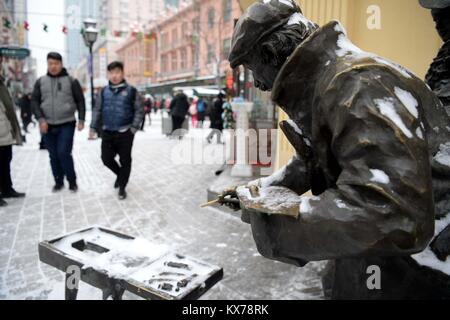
263, 0, 294, 6
374, 97, 414, 139
394, 87, 419, 118
334, 24, 414, 79
335, 33, 363, 58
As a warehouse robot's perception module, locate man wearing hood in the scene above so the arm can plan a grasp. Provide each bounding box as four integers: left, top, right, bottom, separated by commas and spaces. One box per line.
222, 0, 450, 299
32, 52, 86, 193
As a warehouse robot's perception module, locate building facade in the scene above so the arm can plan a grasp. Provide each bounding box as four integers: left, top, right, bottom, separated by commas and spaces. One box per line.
65, 0, 98, 72
73, 0, 164, 96
0, 0, 35, 94
115, 0, 242, 93
1, 0, 16, 45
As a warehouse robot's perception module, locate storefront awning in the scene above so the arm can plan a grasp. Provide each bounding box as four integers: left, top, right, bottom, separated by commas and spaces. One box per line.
173, 86, 225, 98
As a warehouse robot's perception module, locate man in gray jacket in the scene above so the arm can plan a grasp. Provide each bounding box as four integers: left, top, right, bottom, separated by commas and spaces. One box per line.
0, 56, 25, 207
32, 52, 86, 193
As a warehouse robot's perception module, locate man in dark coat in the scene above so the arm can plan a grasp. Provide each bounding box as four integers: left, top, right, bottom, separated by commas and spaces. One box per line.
223, 0, 450, 299
169, 91, 189, 133
19, 93, 33, 133
0, 57, 25, 206
207, 94, 225, 144
90, 61, 144, 200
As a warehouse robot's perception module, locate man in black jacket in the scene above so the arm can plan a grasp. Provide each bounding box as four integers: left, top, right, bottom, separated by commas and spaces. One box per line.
19, 93, 33, 133
31, 52, 86, 193
222, 0, 450, 299
206, 94, 225, 144
90, 61, 144, 200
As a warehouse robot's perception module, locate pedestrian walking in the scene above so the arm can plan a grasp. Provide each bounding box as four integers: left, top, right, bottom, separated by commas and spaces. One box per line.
0, 56, 25, 207
169, 91, 189, 134
196, 97, 207, 128
31, 52, 86, 193
19, 93, 34, 133
206, 93, 225, 144
90, 61, 144, 200
222, 97, 235, 130
189, 96, 198, 128
140, 94, 153, 130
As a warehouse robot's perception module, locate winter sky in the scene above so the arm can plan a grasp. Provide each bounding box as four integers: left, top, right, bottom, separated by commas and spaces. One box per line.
27, 0, 65, 77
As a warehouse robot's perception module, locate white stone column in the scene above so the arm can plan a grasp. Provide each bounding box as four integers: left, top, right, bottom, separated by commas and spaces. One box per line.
230, 102, 254, 177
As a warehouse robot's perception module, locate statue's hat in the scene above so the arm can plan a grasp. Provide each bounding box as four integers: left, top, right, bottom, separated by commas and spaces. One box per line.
229, 0, 302, 69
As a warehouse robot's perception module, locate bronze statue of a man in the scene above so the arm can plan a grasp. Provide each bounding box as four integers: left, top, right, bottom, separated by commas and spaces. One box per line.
225, 0, 450, 299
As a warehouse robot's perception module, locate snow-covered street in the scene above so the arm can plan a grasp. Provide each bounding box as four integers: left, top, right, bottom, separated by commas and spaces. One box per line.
0, 114, 325, 300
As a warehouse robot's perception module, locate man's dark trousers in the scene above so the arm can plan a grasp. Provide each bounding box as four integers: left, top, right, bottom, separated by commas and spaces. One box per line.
101, 130, 135, 189
0, 145, 13, 194
172, 115, 185, 132
43, 122, 76, 185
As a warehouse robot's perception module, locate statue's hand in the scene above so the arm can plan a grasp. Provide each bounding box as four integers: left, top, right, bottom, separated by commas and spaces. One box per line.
218, 186, 241, 211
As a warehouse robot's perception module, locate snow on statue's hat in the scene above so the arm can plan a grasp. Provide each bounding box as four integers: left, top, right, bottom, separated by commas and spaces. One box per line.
228, 0, 302, 69
419, 0, 450, 8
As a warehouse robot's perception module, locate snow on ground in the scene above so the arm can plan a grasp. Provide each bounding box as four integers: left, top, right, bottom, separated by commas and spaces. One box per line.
0, 113, 325, 300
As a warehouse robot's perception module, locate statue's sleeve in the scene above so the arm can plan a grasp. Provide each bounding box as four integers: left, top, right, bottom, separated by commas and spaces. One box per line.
256, 154, 311, 196
248, 71, 436, 265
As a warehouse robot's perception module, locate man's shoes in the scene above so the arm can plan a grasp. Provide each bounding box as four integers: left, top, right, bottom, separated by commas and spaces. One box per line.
69, 183, 78, 193
0, 198, 7, 207
118, 188, 127, 200
114, 179, 119, 189
52, 183, 64, 193
2, 189, 26, 199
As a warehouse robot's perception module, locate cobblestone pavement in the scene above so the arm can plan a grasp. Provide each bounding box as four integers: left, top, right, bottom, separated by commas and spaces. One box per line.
0, 114, 325, 300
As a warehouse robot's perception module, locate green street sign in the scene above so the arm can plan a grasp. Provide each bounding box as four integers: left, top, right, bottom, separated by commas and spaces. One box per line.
0, 47, 31, 60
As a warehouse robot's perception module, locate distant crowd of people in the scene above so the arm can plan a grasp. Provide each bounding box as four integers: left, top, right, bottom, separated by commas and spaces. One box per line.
168, 90, 236, 143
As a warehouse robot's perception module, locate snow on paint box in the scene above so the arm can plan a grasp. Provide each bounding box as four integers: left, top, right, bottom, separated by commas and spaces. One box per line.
51, 227, 221, 298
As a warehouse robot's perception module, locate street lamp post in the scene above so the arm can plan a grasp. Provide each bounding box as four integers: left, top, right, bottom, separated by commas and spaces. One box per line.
82, 19, 99, 119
